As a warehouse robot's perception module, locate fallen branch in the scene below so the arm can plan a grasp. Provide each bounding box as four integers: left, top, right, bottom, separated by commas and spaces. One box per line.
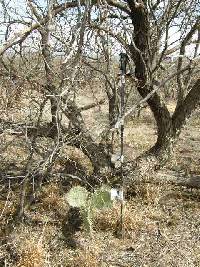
79, 98, 106, 111
129, 170, 200, 190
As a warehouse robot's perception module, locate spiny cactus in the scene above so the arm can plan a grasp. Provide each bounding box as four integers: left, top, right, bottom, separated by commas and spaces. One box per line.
65, 185, 113, 233
90, 187, 112, 209
66, 186, 89, 208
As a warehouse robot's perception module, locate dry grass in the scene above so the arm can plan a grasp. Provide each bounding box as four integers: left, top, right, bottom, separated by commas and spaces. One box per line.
16, 241, 46, 267
39, 183, 64, 211
0, 98, 200, 266
1, 226, 48, 267
1, 181, 199, 266
66, 248, 101, 267
53, 145, 93, 176
94, 202, 145, 235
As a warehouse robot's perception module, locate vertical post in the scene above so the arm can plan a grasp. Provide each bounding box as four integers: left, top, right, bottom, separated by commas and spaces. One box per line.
119, 52, 128, 238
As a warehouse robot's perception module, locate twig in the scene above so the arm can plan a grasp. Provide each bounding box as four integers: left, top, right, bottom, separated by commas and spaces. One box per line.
114, 65, 190, 128
0, 179, 11, 220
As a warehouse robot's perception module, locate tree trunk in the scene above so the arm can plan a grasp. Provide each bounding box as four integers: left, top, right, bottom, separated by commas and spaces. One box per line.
123, 2, 200, 186
63, 99, 113, 173
39, 19, 112, 175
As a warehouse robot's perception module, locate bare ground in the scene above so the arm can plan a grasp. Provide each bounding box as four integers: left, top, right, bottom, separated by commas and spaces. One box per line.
0, 100, 200, 266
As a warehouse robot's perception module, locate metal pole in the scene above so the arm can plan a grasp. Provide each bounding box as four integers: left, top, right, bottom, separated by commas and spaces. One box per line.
119, 52, 128, 238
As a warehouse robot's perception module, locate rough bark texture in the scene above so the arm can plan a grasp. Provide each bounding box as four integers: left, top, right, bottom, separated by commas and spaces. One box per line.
124, 1, 200, 185
127, 2, 174, 161
2, 0, 199, 190
172, 79, 200, 135
63, 100, 113, 173
39, 19, 112, 174
129, 170, 200, 189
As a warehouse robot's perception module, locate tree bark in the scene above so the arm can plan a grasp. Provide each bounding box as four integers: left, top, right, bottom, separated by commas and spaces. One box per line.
127, 2, 173, 160
63, 99, 113, 173
39, 13, 113, 174
123, 2, 200, 185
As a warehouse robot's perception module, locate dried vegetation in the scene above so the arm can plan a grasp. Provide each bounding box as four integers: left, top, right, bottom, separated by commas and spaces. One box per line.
0, 103, 199, 267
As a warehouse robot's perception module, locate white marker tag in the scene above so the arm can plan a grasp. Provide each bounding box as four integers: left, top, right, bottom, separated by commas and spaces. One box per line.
121, 75, 126, 84
115, 118, 124, 129
110, 188, 124, 201
115, 120, 120, 129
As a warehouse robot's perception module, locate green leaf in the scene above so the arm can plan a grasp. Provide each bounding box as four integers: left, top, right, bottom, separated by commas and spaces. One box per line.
90, 188, 112, 209
66, 186, 89, 207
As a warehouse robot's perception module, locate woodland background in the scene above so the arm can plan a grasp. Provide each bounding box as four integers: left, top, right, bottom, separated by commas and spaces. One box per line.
0, 0, 200, 266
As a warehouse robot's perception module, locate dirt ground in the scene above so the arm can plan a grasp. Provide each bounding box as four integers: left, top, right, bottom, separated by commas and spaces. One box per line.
0, 99, 199, 266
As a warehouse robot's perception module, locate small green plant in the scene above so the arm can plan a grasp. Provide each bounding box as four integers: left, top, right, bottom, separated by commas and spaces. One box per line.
65, 185, 113, 234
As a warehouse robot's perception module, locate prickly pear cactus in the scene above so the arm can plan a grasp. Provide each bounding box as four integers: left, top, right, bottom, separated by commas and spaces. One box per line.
90, 187, 112, 209
65, 185, 113, 234
81, 207, 93, 234
66, 186, 88, 208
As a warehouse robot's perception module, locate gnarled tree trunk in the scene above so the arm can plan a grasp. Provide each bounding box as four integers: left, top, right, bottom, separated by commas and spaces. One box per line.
124, 2, 200, 185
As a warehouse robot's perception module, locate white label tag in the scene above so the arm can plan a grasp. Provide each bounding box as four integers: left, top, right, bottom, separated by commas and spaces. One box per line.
115, 118, 124, 129
110, 188, 124, 201
121, 75, 126, 84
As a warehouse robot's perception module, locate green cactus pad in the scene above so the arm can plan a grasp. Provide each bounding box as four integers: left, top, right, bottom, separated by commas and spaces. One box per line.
90, 188, 112, 209
66, 186, 89, 207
